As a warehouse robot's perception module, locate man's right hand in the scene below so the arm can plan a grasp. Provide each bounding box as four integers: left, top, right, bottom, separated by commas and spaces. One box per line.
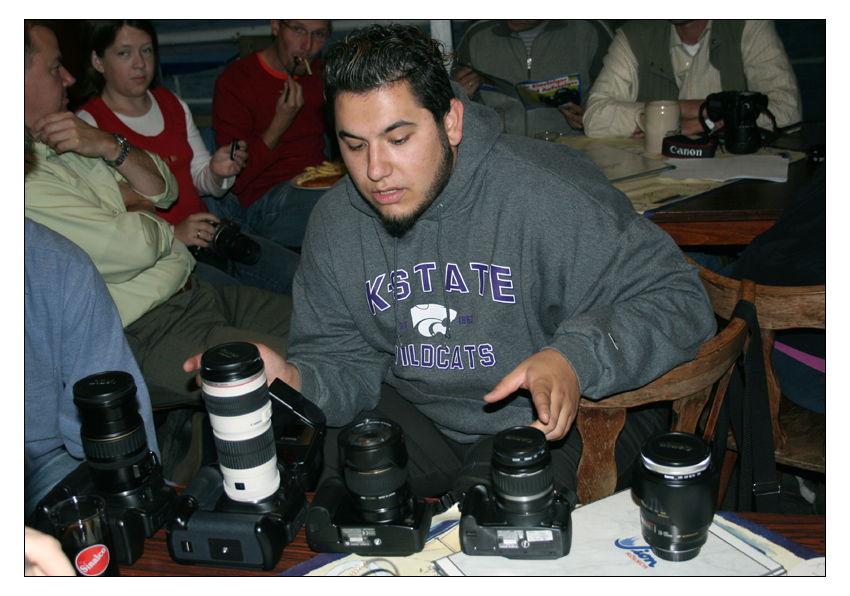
31, 111, 123, 160
452, 66, 481, 99
263, 77, 305, 150
183, 342, 301, 392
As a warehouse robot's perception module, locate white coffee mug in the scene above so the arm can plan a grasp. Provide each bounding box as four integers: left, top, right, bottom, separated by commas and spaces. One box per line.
636, 100, 682, 155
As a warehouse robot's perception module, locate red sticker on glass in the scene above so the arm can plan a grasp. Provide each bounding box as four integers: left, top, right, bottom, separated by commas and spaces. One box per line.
75, 544, 110, 576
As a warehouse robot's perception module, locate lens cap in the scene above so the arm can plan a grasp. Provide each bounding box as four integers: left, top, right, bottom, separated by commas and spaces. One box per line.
201, 342, 264, 383
492, 426, 549, 470
640, 432, 711, 477
73, 371, 136, 407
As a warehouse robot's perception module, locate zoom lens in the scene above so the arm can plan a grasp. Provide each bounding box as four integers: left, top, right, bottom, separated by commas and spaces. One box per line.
491, 427, 554, 522
632, 432, 718, 562
212, 220, 261, 265
73, 371, 153, 494
201, 342, 279, 502
339, 418, 410, 524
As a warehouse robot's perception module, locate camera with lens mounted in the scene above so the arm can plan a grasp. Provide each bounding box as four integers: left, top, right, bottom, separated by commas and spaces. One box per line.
459, 426, 573, 560
700, 91, 771, 154
26, 371, 177, 566
189, 218, 261, 269
166, 342, 323, 570
632, 431, 719, 562
306, 418, 433, 556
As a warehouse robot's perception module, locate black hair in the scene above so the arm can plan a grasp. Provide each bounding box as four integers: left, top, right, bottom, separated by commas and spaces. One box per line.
321, 24, 454, 126
79, 20, 160, 102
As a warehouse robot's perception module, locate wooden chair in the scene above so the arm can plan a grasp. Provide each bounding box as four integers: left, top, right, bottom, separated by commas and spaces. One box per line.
574, 279, 755, 505
685, 256, 826, 485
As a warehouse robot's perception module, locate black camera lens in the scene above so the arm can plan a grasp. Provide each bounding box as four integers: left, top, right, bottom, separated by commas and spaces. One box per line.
201, 342, 279, 503
339, 418, 410, 524
491, 426, 554, 520
212, 220, 261, 265
632, 432, 718, 562
73, 371, 153, 494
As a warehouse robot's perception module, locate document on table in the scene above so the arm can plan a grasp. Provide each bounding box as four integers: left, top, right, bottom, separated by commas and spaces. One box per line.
661, 155, 789, 182
434, 490, 786, 576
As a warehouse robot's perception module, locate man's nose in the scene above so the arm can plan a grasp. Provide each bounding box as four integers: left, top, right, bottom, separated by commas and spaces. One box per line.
367, 144, 391, 182
61, 65, 75, 87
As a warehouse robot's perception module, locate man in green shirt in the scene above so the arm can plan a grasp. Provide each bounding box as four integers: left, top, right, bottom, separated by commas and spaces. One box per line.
24, 20, 292, 414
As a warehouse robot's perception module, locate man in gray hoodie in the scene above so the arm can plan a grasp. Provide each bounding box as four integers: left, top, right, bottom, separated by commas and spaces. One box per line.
186, 24, 716, 500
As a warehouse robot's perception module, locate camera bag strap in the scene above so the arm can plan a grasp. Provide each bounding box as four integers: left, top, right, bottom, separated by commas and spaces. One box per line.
710, 299, 780, 513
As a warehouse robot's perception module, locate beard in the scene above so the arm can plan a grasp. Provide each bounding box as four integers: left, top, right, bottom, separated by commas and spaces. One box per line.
366, 124, 455, 238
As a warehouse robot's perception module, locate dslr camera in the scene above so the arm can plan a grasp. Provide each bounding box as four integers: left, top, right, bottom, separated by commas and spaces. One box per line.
700, 91, 770, 154
27, 371, 177, 566
306, 418, 433, 556
189, 218, 261, 269
632, 431, 719, 562
166, 342, 325, 570
459, 426, 573, 559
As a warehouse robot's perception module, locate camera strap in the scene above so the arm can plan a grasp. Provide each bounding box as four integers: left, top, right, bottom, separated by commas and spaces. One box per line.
711, 299, 780, 513
662, 134, 717, 158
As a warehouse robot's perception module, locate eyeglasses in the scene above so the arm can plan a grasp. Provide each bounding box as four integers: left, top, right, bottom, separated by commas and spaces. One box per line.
280, 21, 329, 43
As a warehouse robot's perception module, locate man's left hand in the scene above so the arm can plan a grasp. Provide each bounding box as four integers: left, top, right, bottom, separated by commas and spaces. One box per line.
483, 349, 580, 441
31, 111, 122, 160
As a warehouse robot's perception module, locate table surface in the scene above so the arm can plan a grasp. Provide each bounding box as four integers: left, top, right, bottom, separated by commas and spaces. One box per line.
122, 505, 825, 577
645, 126, 824, 246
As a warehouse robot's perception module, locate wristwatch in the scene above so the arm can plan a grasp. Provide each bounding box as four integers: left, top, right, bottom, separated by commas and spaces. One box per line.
103, 133, 130, 168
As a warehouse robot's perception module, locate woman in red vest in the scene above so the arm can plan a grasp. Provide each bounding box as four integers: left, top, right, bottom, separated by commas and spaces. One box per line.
76, 20, 300, 295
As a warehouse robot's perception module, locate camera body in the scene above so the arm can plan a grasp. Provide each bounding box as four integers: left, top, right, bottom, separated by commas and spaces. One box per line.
701, 91, 769, 154
27, 370, 177, 565
166, 343, 324, 570
459, 426, 572, 560
632, 432, 719, 562
166, 464, 309, 570
306, 418, 432, 556
189, 218, 261, 269
306, 476, 432, 556
28, 454, 176, 566
459, 484, 572, 559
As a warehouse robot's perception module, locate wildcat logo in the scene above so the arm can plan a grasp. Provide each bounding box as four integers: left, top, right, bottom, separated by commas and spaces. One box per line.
410, 304, 457, 337
615, 537, 658, 568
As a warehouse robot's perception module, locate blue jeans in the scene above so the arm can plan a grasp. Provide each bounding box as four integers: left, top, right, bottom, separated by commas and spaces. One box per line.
203, 183, 324, 249
192, 230, 299, 296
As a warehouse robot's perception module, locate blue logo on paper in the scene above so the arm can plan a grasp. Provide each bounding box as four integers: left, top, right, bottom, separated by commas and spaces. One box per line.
615, 537, 658, 568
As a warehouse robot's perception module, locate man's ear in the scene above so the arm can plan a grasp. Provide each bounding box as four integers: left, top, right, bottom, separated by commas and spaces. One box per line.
270, 20, 281, 37
91, 51, 104, 74
444, 97, 464, 147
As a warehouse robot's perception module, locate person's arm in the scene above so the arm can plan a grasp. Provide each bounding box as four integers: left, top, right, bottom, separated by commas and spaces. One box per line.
31, 111, 170, 196
741, 20, 803, 129
583, 29, 646, 138
280, 210, 392, 425
181, 99, 243, 197
24, 154, 176, 285
484, 173, 716, 440
212, 67, 293, 196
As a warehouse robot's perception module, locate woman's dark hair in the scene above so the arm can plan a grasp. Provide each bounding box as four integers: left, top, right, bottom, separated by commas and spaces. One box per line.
321, 24, 454, 126
79, 20, 160, 101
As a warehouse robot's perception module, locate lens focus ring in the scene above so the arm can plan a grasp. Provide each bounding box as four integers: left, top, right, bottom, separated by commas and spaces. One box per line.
214, 426, 277, 470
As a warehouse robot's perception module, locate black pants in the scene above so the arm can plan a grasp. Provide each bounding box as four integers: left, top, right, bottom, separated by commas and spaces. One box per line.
319, 384, 668, 502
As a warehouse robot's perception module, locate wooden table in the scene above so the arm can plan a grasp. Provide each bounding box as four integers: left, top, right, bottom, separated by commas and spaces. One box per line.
646, 124, 824, 247
648, 159, 820, 246
122, 507, 825, 576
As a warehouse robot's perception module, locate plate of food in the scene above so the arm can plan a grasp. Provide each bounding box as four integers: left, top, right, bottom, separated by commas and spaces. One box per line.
291, 160, 348, 190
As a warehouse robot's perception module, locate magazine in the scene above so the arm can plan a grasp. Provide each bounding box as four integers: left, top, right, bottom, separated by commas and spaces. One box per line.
470, 66, 582, 110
